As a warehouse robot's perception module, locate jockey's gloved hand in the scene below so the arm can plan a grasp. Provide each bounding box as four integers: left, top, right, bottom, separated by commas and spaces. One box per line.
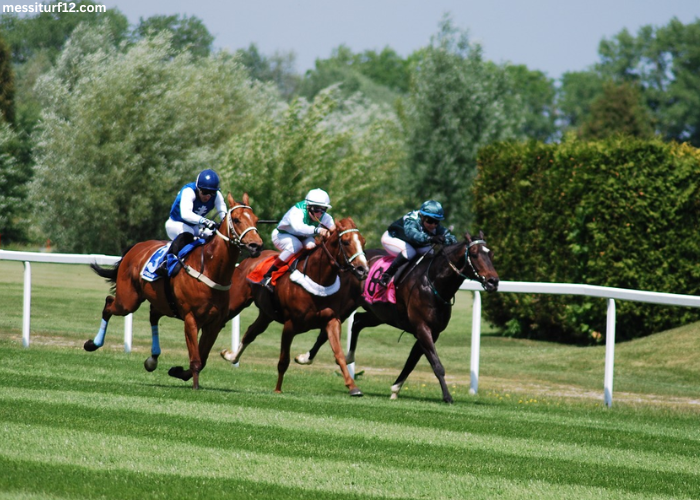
430, 234, 445, 245
200, 218, 217, 230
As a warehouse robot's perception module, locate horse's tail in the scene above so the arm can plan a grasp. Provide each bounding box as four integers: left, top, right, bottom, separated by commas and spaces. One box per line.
90, 244, 134, 287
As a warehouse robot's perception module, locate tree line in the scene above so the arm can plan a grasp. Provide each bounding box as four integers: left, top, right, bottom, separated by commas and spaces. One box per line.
0, 3, 698, 256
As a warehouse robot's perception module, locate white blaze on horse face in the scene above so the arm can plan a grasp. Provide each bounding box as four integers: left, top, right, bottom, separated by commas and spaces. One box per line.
349, 231, 368, 267
482, 246, 490, 254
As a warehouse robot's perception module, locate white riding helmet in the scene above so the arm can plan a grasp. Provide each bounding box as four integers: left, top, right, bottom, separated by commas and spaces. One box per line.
305, 188, 332, 209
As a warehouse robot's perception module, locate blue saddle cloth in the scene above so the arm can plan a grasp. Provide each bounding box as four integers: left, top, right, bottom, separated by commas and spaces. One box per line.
141, 238, 207, 281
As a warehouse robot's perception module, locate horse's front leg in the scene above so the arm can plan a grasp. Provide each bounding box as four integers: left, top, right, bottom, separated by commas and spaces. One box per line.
415, 323, 452, 404
326, 317, 363, 397
168, 313, 201, 389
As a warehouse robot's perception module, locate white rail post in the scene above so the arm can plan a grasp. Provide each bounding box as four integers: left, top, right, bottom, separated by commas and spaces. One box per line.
231, 314, 240, 367
604, 298, 616, 408
347, 310, 356, 379
123, 313, 133, 353
22, 261, 31, 348
469, 291, 482, 395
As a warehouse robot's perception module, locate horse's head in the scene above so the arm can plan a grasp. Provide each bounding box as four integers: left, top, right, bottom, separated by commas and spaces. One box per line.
221, 193, 263, 257
326, 217, 369, 280
464, 230, 499, 293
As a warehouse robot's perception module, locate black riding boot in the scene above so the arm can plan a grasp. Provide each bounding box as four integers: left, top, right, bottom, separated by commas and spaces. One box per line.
261, 265, 279, 292
155, 232, 195, 277
378, 253, 408, 287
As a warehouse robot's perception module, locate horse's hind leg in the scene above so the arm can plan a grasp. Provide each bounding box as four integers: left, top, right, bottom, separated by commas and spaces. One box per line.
294, 329, 328, 365
390, 340, 424, 400
144, 306, 164, 372
221, 310, 273, 364
84, 289, 143, 352
275, 321, 296, 393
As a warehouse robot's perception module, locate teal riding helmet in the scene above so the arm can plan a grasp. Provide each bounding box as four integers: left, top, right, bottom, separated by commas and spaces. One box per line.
419, 200, 445, 220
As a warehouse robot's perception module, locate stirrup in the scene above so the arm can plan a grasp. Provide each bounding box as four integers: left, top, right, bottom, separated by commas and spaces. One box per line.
378, 273, 392, 287
262, 276, 274, 292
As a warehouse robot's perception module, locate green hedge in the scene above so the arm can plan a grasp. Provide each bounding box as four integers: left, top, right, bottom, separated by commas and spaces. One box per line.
473, 137, 700, 343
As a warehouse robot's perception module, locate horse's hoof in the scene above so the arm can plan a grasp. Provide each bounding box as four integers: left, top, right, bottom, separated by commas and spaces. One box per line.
345, 352, 355, 364
443, 397, 454, 405
390, 393, 399, 400
83, 339, 100, 352
144, 355, 158, 372
168, 366, 192, 381
220, 349, 237, 363
349, 387, 363, 397
294, 352, 313, 365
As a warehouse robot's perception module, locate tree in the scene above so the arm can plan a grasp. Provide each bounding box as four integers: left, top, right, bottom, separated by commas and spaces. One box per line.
596, 18, 700, 146
0, 120, 25, 242
579, 82, 655, 140
236, 43, 300, 100
557, 70, 606, 132
0, 1, 129, 64
221, 88, 407, 248
133, 14, 214, 58
504, 64, 557, 141
403, 16, 525, 231
0, 32, 15, 125
31, 25, 271, 254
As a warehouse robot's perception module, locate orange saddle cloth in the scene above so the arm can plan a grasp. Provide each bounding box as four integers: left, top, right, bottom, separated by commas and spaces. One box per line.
247, 251, 304, 286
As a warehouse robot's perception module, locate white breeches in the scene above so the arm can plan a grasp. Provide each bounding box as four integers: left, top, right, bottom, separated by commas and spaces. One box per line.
272, 229, 317, 261
381, 231, 430, 260
165, 219, 201, 240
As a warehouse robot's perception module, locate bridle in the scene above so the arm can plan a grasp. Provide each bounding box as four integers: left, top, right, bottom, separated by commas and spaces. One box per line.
445, 238, 489, 286
319, 227, 366, 273
215, 205, 259, 248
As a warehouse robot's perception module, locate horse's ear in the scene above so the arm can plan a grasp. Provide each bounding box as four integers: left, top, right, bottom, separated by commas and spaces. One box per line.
227, 192, 235, 207
242, 192, 250, 206
478, 230, 485, 240
464, 231, 473, 243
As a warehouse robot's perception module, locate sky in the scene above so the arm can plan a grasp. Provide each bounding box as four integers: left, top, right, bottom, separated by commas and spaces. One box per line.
99, 1, 697, 79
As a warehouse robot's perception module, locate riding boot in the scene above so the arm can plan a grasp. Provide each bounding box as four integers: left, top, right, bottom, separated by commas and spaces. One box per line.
378, 253, 408, 287
250, 257, 286, 291
155, 232, 195, 277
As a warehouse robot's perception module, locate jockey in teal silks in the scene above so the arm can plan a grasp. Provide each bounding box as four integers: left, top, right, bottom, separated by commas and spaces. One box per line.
251, 188, 336, 291
378, 200, 458, 287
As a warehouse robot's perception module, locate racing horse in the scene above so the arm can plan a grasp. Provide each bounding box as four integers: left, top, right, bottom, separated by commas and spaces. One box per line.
84, 193, 263, 389
219, 217, 369, 396
296, 231, 499, 403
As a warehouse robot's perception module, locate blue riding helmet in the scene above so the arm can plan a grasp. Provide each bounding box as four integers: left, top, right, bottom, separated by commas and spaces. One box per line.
419, 200, 445, 220
196, 169, 220, 192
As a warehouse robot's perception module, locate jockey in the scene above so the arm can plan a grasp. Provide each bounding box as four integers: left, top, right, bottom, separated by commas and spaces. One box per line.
378, 200, 458, 287
156, 169, 227, 275
252, 188, 335, 291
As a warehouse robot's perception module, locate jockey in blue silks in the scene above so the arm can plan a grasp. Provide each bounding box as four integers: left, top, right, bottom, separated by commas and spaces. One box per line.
155, 169, 227, 276
250, 188, 335, 291
378, 200, 458, 287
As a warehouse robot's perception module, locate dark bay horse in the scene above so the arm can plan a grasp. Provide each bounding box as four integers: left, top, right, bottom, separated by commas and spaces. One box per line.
85, 193, 263, 389
296, 231, 499, 403
218, 217, 369, 396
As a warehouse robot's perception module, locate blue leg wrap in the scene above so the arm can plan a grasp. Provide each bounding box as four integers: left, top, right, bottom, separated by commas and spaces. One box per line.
151, 325, 161, 356
94, 319, 108, 347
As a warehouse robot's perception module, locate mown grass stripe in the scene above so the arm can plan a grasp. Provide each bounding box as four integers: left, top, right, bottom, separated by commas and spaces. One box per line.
0, 422, 683, 500
2, 387, 698, 477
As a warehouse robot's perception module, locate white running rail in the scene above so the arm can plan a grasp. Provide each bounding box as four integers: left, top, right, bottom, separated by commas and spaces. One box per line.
3, 249, 700, 406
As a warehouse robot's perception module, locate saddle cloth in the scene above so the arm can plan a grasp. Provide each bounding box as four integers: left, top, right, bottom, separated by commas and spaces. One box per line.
141, 238, 206, 282
363, 256, 397, 304
248, 252, 340, 296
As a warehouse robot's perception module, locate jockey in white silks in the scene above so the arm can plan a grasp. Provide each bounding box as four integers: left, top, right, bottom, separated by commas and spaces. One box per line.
252, 188, 336, 291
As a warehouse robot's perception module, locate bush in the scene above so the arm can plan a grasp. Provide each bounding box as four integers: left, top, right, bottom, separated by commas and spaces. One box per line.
473, 137, 700, 343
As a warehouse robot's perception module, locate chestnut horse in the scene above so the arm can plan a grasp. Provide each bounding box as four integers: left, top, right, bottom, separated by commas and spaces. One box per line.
85, 193, 263, 389
219, 217, 369, 396
296, 231, 499, 403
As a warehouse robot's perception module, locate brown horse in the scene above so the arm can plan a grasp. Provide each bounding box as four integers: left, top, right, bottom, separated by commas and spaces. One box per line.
296, 231, 499, 403
85, 193, 263, 389
219, 217, 369, 396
